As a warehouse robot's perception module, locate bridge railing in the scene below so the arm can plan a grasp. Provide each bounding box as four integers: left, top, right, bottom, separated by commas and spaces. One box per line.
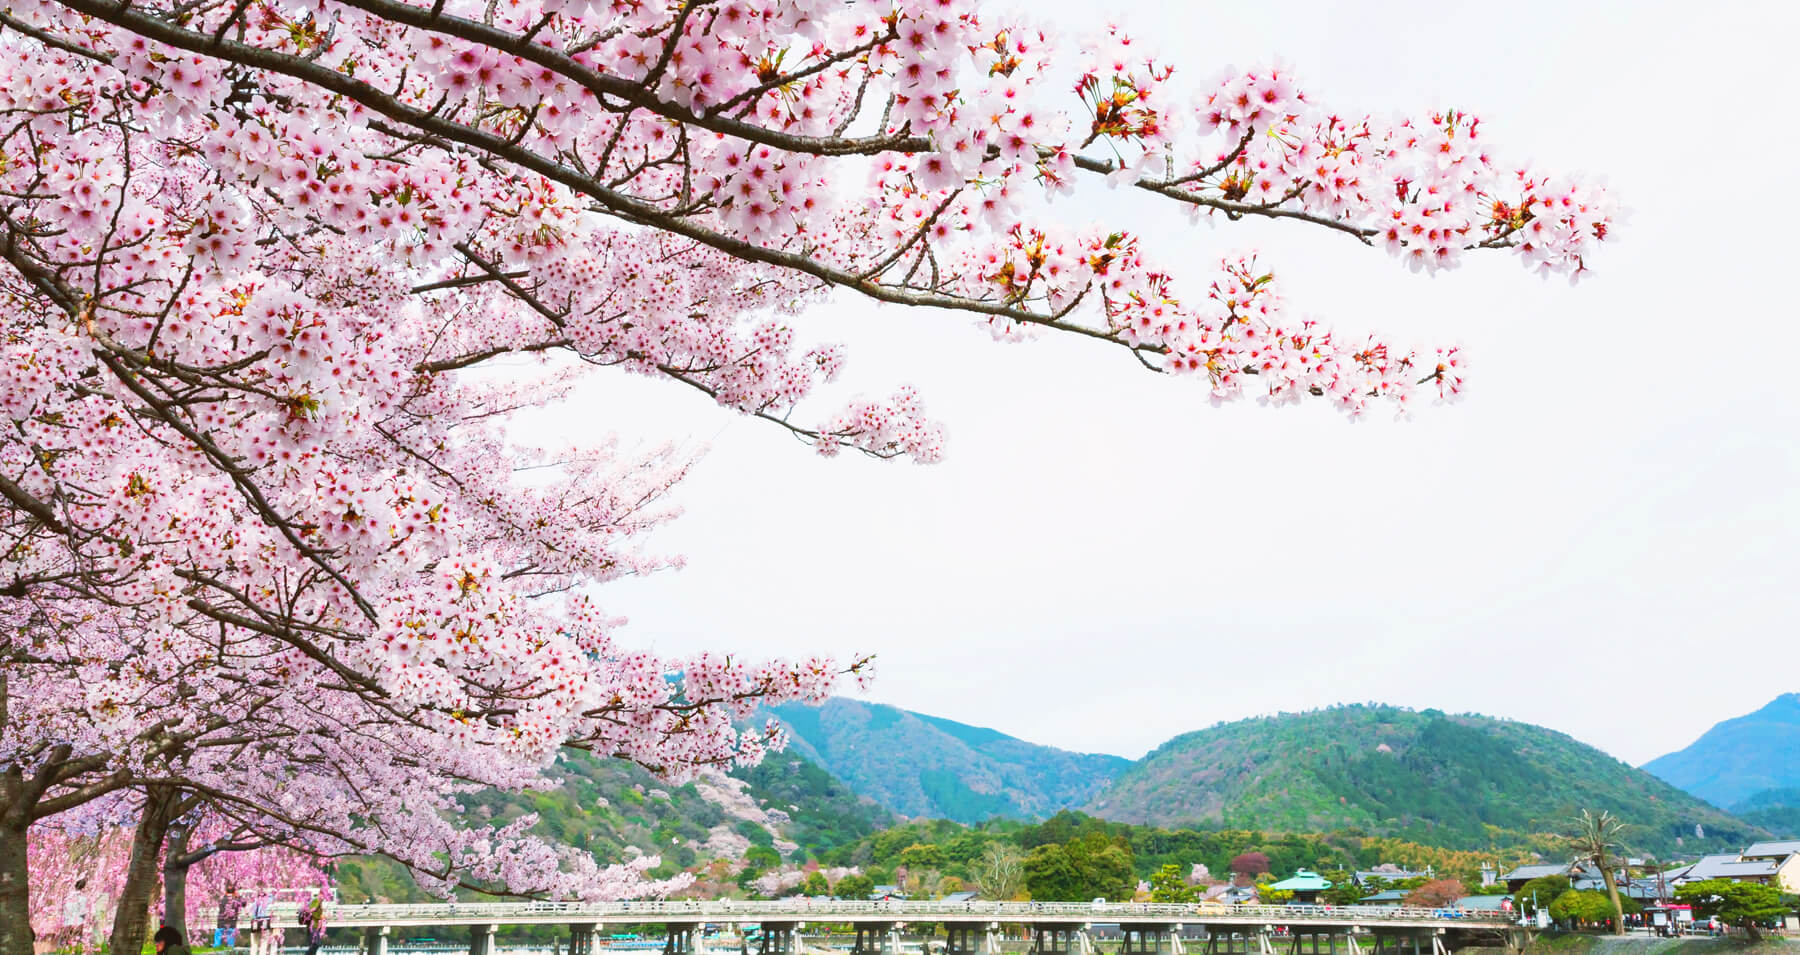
304, 900, 1512, 927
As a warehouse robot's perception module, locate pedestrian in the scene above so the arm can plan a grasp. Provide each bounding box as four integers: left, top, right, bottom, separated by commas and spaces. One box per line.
216, 883, 247, 949
247, 885, 276, 955
298, 892, 328, 955
50, 878, 92, 953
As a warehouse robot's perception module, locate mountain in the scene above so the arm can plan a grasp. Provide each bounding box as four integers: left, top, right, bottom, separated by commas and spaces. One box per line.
1731, 787, 1800, 838
763, 698, 1131, 823
332, 748, 891, 902
1083, 704, 1762, 854
1643, 693, 1800, 809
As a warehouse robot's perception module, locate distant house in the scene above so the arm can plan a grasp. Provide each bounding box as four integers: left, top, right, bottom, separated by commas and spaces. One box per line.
1669, 843, 1800, 893
1502, 863, 1575, 894
941, 891, 979, 904
1353, 867, 1433, 887
1451, 896, 1514, 913
1741, 841, 1800, 892
1267, 870, 1332, 904
1359, 890, 1408, 906
871, 885, 907, 901
1202, 884, 1259, 905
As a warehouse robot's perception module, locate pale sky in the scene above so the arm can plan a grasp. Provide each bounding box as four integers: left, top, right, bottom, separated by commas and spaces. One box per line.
517, 0, 1800, 769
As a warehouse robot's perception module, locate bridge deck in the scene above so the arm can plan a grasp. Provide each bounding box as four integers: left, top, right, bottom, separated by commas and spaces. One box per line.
277, 901, 1514, 932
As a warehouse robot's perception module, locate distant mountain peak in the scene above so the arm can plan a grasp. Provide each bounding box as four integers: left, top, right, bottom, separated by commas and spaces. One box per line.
1644, 692, 1800, 810
764, 698, 1128, 823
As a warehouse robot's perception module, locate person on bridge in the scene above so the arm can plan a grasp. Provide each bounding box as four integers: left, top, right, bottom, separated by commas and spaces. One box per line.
298, 891, 329, 955
215, 883, 247, 948
246, 885, 276, 955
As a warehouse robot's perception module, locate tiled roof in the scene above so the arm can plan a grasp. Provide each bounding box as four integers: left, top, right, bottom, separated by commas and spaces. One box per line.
1679, 854, 1779, 880
1742, 841, 1800, 859
1502, 863, 1571, 882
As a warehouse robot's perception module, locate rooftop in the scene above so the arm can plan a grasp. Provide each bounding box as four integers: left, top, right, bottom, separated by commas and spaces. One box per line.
1742, 841, 1800, 859
1269, 870, 1333, 892
1679, 854, 1780, 881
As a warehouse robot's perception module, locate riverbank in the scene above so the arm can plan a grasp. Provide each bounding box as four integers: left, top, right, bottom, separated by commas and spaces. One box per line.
1521, 935, 1800, 955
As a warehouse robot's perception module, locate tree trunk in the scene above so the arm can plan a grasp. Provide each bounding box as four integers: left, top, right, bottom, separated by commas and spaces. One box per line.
164, 822, 195, 940
0, 815, 34, 955
110, 786, 180, 955
1598, 861, 1624, 935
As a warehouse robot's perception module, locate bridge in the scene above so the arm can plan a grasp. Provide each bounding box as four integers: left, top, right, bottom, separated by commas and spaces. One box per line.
274, 900, 1527, 955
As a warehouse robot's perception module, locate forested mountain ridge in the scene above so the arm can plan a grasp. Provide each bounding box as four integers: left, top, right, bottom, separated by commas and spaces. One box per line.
1643, 693, 1800, 809
1085, 704, 1762, 854
764, 699, 1130, 823
332, 748, 892, 902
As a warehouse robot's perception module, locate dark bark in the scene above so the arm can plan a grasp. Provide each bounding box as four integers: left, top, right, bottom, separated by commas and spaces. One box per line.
0, 815, 33, 955
164, 821, 194, 939
110, 786, 180, 955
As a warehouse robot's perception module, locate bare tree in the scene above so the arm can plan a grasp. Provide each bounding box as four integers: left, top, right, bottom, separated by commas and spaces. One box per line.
1568, 810, 1628, 935
974, 843, 1026, 902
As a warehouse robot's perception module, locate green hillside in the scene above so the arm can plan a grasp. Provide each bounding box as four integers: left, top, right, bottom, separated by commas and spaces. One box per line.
332, 747, 891, 902
1644, 693, 1800, 808
1085, 704, 1762, 854
1733, 787, 1800, 838
765, 699, 1130, 823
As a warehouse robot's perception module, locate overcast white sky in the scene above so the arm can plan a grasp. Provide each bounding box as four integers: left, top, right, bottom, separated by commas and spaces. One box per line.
518, 0, 1799, 768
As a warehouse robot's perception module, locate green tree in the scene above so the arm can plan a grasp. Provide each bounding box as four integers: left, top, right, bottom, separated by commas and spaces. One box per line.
900, 843, 947, 870
1514, 876, 1571, 916
1566, 810, 1628, 935
834, 874, 875, 900
1550, 890, 1641, 926
1150, 864, 1196, 903
1675, 879, 1790, 941
1023, 834, 1134, 901
800, 871, 830, 897
1257, 885, 1295, 904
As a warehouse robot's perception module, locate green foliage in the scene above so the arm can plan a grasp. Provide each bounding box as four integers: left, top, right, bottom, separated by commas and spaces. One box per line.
1100, 705, 1763, 854
1550, 890, 1620, 924
800, 871, 830, 897
1149, 864, 1195, 903
833, 874, 874, 900
1023, 832, 1134, 901
1674, 879, 1790, 930
899, 843, 946, 870
1318, 871, 1365, 907
1256, 886, 1295, 904
1515, 876, 1572, 915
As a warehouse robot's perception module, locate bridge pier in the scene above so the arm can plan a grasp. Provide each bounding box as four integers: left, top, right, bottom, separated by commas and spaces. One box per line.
1120, 925, 1174, 955
470, 924, 499, 955
570, 924, 598, 955
665, 923, 697, 955
758, 922, 797, 955
362, 927, 390, 955
1030, 926, 1089, 955
851, 924, 897, 955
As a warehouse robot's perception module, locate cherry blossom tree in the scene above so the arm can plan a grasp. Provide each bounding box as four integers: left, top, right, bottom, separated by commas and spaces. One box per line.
0, 0, 1614, 950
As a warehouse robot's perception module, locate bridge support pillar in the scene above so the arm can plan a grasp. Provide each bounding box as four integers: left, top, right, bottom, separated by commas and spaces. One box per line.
1120, 925, 1174, 955
759, 923, 797, 955
570, 925, 598, 955
363, 927, 390, 955
945, 925, 985, 955
471, 924, 498, 955
665, 923, 697, 955
1030, 926, 1082, 955
851, 924, 896, 955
